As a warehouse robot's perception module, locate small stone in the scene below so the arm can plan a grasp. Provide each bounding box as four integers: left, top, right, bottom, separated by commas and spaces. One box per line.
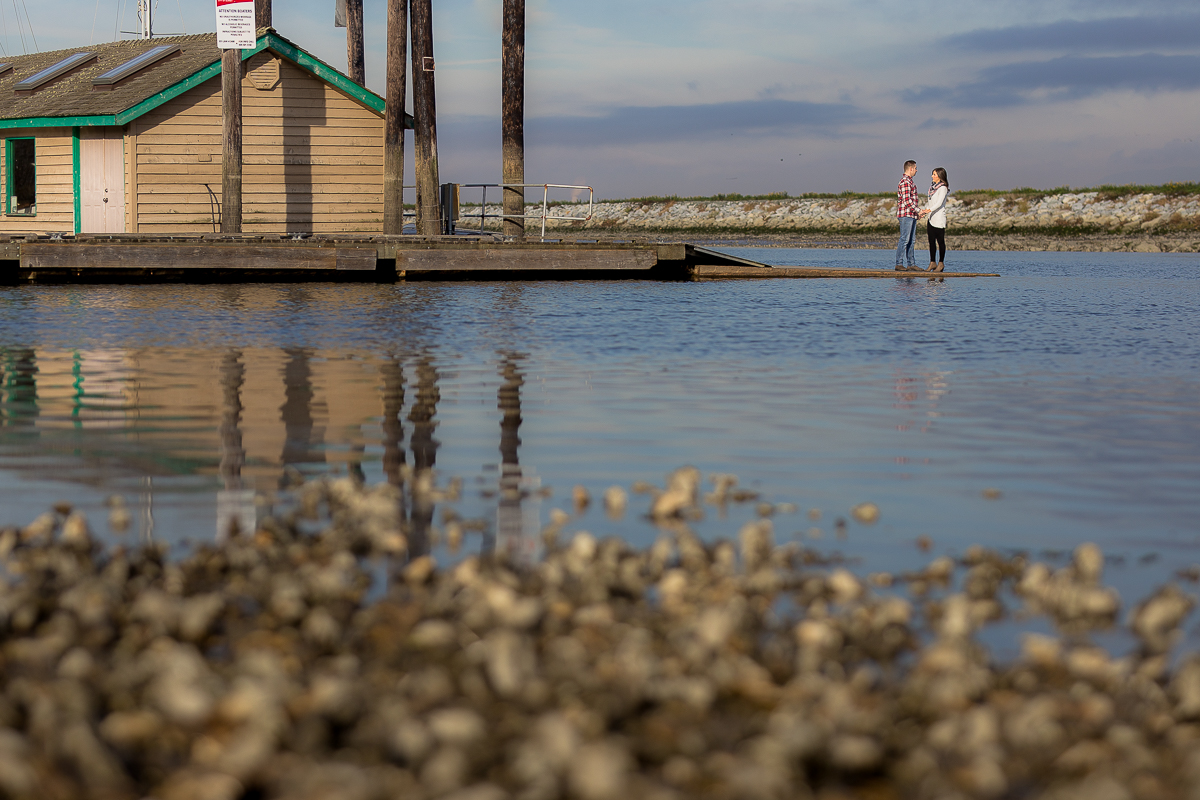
572, 485, 591, 512
850, 502, 879, 524
828, 569, 863, 603
603, 486, 627, 518
1074, 543, 1105, 585
404, 555, 437, 585
568, 741, 632, 800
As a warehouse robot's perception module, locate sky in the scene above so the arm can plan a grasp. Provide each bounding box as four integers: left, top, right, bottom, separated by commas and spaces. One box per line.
7, 0, 1200, 198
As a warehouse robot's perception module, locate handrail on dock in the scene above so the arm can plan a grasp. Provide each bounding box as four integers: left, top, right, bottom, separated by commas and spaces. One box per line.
458, 183, 594, 241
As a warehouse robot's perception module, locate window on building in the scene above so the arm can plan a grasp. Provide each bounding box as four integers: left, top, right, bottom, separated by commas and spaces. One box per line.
6, 138, 35, 216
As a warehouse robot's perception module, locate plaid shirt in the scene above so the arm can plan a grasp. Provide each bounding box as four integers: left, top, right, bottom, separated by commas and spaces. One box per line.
897, 174, 919, 218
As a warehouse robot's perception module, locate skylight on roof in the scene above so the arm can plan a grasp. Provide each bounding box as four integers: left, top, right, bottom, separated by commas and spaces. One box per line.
0, 64, 12, 77
93, 44, 180, 90
14, 51, 97, 94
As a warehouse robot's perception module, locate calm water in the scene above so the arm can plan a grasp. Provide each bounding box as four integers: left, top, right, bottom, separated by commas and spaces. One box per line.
1, 247, 1198, 611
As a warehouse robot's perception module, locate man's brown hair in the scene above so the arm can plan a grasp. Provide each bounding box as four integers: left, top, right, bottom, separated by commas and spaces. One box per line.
903, 160, 917, 171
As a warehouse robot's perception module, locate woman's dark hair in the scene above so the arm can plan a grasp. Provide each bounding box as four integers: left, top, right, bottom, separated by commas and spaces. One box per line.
934, 167, 948, 188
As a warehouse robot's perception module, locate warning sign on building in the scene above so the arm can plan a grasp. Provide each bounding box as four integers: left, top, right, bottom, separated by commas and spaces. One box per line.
216, 0, 256, 49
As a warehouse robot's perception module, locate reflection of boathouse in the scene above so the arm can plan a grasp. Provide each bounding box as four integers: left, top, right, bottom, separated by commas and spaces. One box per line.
1, 338, 541, 557
0, 30, 410, 235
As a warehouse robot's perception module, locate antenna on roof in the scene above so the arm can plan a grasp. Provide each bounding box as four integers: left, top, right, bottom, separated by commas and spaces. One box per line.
139, 0, 153, 38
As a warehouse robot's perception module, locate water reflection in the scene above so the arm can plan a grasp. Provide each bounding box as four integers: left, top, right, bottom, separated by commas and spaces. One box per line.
279, 348, 325, 479
2, 349, 39, 434
217, 350, 255, 541
406, 356, 441, 557
492, 353, 540, 564
0, 345, 542, 557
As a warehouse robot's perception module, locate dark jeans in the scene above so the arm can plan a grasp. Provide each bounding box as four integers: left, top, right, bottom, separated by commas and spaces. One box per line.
896, 217, 917, 266
928, 224, 946, 262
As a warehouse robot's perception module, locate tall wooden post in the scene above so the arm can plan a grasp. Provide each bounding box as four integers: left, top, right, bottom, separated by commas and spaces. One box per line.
346, 0, 365, 85
221, 48, 242, 233
410, 0, 440, 236
383, 0, 407, 234
255, 0, 271, 29
502, 0, 524, 239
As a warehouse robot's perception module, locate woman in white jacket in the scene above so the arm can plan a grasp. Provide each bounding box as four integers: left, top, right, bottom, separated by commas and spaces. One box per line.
921, 167, 949, 272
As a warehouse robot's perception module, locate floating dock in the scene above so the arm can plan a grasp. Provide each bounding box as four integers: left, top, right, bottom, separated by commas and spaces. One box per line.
0, 234, 1000, 282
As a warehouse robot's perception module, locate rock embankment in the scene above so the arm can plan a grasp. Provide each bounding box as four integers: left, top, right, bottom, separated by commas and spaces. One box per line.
465, 192, 1200, 238
3, 468, 1200, 800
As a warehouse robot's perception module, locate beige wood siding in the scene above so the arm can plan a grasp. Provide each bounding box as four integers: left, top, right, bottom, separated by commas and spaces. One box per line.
0, 128, 76, 234
132, 54, 385, 234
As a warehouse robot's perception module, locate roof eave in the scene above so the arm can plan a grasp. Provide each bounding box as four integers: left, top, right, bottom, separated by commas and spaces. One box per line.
0, 31, 414, 131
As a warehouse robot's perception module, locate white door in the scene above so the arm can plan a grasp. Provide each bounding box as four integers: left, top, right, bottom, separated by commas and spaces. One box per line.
80, 129, 126, 233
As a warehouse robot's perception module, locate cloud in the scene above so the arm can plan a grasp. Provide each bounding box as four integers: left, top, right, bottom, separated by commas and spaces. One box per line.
943, 14, 1200, 52
917, 118, 972, 130
522, 99, 879, 146
908, 53, 1200, 108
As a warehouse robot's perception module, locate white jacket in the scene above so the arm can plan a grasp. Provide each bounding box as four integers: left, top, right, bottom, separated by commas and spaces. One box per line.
926, 185, 948, 228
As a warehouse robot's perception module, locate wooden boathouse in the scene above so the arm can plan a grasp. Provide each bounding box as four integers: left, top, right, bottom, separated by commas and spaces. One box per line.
0, 29, 407, 236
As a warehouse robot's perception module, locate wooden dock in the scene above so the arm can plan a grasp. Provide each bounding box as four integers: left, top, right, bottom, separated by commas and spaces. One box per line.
0, 235, 1000, 282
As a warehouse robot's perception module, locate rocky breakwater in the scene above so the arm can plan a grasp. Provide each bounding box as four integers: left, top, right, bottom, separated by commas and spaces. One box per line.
470, 191, 1200, 243
2, 470, 1200, 799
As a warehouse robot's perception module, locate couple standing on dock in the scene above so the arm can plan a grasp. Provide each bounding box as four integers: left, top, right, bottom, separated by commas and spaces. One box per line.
895, 160, 949, 272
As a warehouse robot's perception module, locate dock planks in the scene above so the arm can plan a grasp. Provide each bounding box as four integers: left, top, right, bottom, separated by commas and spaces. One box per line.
0, 235, 999, 282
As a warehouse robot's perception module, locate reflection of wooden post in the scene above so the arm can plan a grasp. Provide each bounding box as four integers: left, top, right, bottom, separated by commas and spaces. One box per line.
383, 0, 408, 234
502, 0, 525, 239
410, 0, 440, 236
346, 0, 365, 84
221, 49, 242, 233
218, 350, 245, 487
255, 0, 271, 29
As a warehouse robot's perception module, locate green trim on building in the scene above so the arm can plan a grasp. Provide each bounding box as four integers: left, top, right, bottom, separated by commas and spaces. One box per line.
0, 115, 115, 130
72, 127, 81, 233
0, 32, 400, 132
113, 37, 270, 125
262, 33, 385, 114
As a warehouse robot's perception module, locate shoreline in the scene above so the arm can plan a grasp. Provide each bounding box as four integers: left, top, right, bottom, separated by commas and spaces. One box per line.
462, 190, 1200, 252
573, 230, 1200, 253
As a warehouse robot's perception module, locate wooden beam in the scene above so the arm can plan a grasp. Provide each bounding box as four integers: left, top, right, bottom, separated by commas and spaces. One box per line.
397, 248, 656, 271
382, 0, 408, 235
346, 0, 365, 85
255, 0, 271, 29
501, 0, 525, 240
410, 0, 440, 236
221, 49, 243, 233
691, 264, 1001, 279
21, 244, 378, 271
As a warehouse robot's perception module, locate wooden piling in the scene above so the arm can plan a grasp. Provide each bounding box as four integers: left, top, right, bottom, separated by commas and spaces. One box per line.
382, 0, 408, 235
410, 0, 441, 236
221, 49, 243, 233
346, 0, 365, 85
501, 0, 525, 240
254, 0, 271, 29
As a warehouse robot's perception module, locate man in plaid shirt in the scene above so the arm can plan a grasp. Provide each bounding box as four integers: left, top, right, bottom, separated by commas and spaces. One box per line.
895, 160, 920, 270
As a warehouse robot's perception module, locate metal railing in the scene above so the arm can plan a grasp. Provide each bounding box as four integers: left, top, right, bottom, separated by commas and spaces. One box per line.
458, 183, 594, 240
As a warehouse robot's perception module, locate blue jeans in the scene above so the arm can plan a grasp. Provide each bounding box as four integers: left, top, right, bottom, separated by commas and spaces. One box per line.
896, 216, 917, 267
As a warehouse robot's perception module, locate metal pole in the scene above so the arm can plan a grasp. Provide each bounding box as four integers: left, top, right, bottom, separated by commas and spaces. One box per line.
221, 49, 243, 233
410, 0, 441, 236
502, 0, 525, 239
382, 0, 408, 234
